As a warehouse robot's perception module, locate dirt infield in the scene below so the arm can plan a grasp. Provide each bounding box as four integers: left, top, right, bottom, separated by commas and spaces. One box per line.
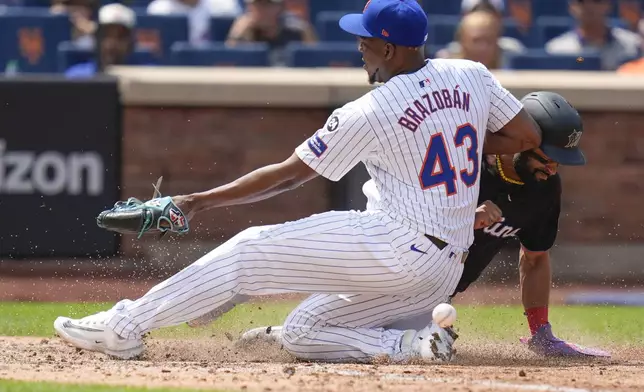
1, 335, 642, 392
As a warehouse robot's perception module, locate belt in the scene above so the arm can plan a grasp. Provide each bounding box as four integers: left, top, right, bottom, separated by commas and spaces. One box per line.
424, 234, 448, 251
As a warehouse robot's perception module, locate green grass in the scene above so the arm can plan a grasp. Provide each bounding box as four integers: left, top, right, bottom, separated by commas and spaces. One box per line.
0, 301, 298, 339
0, 380, 224, 392
456, 305, 644, 345
0, 301, 642, 346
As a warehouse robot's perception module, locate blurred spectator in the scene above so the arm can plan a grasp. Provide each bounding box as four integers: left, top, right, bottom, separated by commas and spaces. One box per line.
226, 0, 317, 65
50, 0, 98, 50
204, 0, 243, 17
461, 0, 504, 14
617, 19, 644, 74
437, 10, 510, 69
65, 3, 136, 78
147, 0, 211, 45
545, 0, 641, 70
435, 0, 524, 62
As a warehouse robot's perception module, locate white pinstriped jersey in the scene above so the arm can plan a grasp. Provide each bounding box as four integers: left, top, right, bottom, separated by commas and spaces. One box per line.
296, 59, 523, 249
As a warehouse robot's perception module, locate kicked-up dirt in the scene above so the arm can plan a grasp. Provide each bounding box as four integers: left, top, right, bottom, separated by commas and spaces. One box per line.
0, 335, 642, 392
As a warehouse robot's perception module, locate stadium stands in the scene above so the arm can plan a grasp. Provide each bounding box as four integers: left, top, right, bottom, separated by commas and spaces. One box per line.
531, 0, 619, 18
134, 14, 188, 63
0, 0, 641, 73
423, 0, 462, 16
536, 16, 628, 44
506, 50, 603, 71
306, 0, 363, 24
315, 11, 356, 42
284, 42, 363, 67
427, 15, 464, 46
501, 19, 542, 49
0, 8, 71, 73
210, 16, 236, 42
57, 40, 157, 71
531, 0, 576, 18
170, 42, 270, 66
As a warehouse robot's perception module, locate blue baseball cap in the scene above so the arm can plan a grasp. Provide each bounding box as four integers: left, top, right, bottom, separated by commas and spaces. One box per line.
339, 0, 428, 47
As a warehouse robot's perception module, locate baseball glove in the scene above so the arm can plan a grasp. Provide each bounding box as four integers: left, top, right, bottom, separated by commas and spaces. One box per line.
96, 177, 190, 238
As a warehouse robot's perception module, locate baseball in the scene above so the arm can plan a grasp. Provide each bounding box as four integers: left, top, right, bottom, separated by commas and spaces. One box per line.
432, 303, 457, 328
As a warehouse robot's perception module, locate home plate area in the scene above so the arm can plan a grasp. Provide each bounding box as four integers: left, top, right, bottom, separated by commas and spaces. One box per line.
1, 336, 642, 392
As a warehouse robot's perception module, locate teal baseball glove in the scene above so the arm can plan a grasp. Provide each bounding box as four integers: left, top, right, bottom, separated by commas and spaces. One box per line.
96, 177, 189, 238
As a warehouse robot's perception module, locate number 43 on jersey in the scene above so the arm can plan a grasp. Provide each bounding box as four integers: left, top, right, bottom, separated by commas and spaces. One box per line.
419, 123, 479, 196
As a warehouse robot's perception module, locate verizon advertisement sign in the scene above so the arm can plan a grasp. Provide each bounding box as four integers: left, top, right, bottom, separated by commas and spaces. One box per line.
0, 139, 104, 196
0, 79, 121, 257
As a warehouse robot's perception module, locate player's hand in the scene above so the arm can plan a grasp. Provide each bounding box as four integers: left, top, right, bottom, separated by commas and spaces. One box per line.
520, 323, 611, 358
171, 195, 198, 222
473, 200, 502, 229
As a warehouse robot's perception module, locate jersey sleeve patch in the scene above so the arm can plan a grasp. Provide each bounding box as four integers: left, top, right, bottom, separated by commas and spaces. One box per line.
326, 115, 340, 132
307, 134, 328, 157
294, 101, 376, 182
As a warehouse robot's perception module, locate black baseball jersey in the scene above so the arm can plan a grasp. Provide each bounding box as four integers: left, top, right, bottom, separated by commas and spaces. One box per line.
452, 157, 562, 295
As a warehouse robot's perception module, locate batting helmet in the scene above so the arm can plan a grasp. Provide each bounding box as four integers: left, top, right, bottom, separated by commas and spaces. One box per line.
521, 91, 586, 166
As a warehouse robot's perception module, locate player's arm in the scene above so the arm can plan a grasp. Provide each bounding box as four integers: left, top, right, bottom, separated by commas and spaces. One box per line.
519, 245, 551, 334
478, 65, 542, 154
484, 109, 542, 154
176, 104, 375, 216
516, 182, 561, 337
186, 153, 319, 214
514, 181, 607, 357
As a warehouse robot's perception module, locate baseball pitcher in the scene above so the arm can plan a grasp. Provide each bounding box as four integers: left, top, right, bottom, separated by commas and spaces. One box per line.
238, 91, 611, 359
53, 0, 541, 363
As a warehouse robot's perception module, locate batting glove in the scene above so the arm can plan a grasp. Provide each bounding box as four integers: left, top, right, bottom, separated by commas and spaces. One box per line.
520, 323, 610, 358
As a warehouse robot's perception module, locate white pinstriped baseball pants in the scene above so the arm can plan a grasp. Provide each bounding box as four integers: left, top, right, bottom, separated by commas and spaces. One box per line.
105, 210, 465, 361
280, 291, 455, 362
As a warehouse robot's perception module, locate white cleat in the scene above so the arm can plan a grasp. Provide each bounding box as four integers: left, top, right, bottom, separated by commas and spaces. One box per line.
53, 313, 144, 360
399, 323, 458, 362
235, 325, 283, 347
